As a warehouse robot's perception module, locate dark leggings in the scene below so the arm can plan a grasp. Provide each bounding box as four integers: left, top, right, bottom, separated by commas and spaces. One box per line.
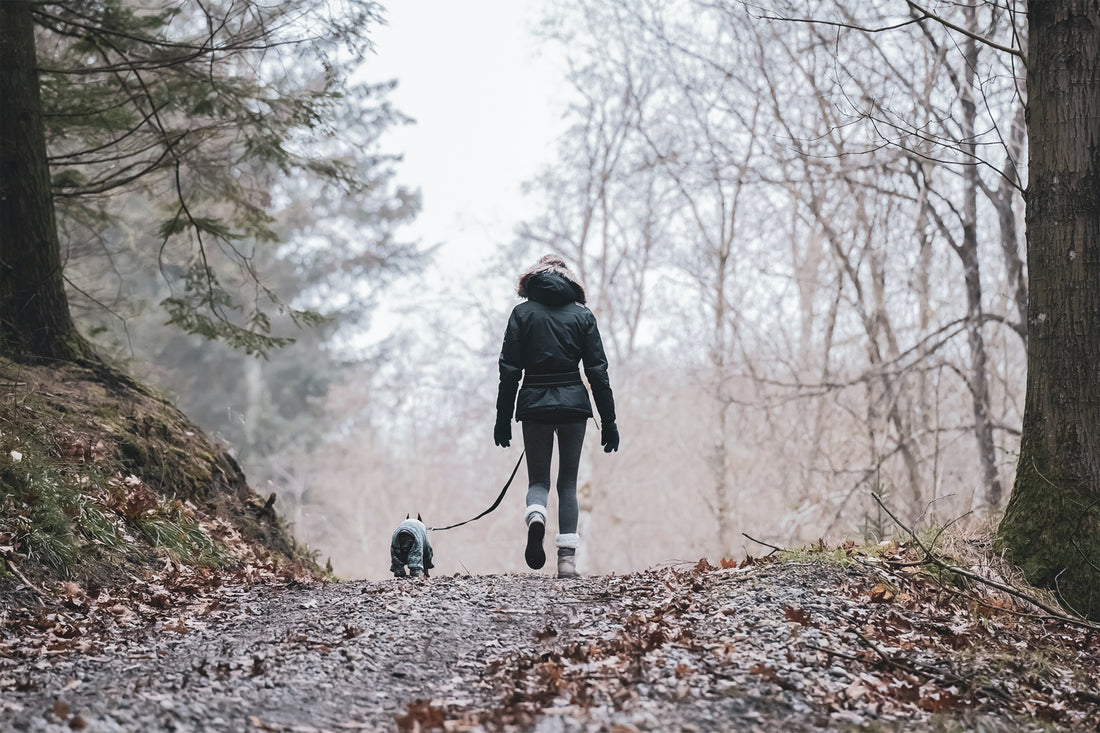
522, 420, 586, 534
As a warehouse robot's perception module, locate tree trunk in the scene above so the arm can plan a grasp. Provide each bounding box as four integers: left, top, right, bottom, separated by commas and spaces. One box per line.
991, 104, 1029, 343
711, 250, 735, 556
958, 18, 1003, 509
0, 1, 92, 363
997, 0, 1100, 621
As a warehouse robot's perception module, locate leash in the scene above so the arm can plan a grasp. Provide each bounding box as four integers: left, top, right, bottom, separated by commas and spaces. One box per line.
427, 450, 525, 531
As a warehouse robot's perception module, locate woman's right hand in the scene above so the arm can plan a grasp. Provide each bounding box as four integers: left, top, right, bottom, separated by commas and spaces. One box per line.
601, 422, 619, 453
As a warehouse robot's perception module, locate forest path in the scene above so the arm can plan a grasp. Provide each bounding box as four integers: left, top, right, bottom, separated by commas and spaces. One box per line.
2, 559, 1096, 732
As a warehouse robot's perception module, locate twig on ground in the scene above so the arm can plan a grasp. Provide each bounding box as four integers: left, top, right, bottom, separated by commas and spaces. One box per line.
853, 630, 942, 680
870, 493, 1100, 631
852, 631, 1021, 704
742, 533, 784, 554
0, 553, 47, 604
802, 642, 862, 663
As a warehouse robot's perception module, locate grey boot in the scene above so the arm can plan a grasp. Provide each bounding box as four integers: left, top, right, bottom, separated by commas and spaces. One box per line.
556, 533, 580, 578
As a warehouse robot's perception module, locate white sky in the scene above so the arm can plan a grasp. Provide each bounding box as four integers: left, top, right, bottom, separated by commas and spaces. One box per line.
360, 1, 567, 276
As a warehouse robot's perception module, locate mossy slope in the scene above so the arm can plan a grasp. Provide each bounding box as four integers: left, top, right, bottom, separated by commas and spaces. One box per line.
0, 357, 320, 590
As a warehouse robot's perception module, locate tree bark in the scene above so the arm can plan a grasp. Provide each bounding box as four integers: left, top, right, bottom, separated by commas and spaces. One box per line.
997, 0, 1100, 620
0, 1, 92, 362
711, 248, 735, 556
958, 15, 1004, 509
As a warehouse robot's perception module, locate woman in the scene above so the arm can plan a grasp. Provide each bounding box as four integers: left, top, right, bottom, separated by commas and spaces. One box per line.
494, 254, 619, 578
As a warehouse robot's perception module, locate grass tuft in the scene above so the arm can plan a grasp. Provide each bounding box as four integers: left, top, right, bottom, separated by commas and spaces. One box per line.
1, 417, 223, 573
133, 500, 225, 566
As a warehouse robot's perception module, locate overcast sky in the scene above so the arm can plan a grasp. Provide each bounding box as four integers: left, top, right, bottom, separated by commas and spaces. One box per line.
361, 1, 567, 276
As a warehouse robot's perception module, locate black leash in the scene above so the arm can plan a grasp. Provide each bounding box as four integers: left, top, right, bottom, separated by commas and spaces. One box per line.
427, 450, 525, 531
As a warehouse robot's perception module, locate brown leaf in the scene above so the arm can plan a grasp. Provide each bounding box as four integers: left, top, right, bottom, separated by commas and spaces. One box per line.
645, 628, 667, 651
58, 582, 84, 600
917, 685, 958, 713
393, 699, 444, 732
536, 659, 566, 694
164, 618, 188, 635
845, 681, 868, 700
68, 716, 87, 730
749, 662, 779, 683
52, 699, 70, 720
783, 605, 813, 626
869, 584, 895, 603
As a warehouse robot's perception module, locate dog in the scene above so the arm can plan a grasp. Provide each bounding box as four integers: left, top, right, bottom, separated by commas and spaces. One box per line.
390, 514, 434, 578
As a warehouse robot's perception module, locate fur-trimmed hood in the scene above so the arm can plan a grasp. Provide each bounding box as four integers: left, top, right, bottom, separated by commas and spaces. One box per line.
517, 255, 586, 306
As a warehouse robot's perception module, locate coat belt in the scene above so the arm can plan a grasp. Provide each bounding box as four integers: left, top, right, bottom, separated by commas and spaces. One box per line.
523, 370, 583, 387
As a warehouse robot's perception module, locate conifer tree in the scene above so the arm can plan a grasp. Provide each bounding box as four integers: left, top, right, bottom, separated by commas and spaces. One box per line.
2, 0, 392, 361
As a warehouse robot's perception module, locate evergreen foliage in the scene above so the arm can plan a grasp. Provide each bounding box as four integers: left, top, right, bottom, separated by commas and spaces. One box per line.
30, 0, 413, 356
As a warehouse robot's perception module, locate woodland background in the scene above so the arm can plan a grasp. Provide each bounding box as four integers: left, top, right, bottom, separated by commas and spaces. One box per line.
53, 0, 1028, 579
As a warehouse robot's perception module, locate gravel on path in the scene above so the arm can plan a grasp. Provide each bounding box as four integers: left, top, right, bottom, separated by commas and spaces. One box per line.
2, 558, 1097, 732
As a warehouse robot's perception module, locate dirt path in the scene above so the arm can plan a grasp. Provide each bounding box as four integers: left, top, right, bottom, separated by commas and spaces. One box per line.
2, 559, 1097, 731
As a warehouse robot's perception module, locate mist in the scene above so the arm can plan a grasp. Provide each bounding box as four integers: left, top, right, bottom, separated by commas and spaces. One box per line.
67, 0, 1027, 580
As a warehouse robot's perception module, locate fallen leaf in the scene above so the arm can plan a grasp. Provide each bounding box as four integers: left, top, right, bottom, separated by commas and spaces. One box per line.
393, 699, 444, 732
869, 584, 895, 603
783, 605, 813, 626
164, 618, 187, 635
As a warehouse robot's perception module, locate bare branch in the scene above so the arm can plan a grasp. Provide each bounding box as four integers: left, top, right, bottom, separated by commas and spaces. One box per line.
904, 0, 1024, 59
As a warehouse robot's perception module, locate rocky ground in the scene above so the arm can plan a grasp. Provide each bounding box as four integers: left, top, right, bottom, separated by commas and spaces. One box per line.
2, 551, 1098, 732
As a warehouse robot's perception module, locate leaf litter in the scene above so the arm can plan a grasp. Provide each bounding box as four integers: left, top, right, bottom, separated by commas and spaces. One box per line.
1, 543, 1098, 731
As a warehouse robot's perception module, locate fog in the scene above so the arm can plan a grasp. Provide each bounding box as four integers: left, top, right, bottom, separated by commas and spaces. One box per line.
67, 0, 1027, 579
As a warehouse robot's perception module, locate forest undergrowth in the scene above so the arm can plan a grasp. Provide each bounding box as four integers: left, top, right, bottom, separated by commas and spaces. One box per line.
0, 357, 321, 602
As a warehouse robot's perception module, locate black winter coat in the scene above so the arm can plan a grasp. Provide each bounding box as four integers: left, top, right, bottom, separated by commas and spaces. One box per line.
496, 270, 616, 425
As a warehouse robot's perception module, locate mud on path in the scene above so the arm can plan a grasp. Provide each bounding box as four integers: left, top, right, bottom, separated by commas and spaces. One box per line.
2, 558, 1098, 732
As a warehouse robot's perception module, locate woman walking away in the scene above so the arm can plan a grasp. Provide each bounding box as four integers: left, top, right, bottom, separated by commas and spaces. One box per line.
494, 254, 619, 578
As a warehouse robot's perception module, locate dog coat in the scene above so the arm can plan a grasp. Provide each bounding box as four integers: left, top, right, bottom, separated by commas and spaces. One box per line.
389, 518, 434, 577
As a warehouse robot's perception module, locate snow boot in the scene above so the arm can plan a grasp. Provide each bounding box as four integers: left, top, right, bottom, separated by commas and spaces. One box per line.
556, 534, 580, 578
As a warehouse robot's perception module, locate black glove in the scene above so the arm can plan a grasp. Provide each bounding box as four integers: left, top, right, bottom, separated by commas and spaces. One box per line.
601, 421, 619, 453
494, 419, 512, 448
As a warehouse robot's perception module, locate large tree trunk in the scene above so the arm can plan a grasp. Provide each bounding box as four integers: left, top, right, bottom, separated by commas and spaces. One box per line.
0, 1, 92, 363
997, 0, 1100, 621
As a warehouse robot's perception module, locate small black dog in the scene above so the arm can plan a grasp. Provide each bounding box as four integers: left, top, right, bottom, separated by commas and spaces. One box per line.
389, 514, 434, 578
